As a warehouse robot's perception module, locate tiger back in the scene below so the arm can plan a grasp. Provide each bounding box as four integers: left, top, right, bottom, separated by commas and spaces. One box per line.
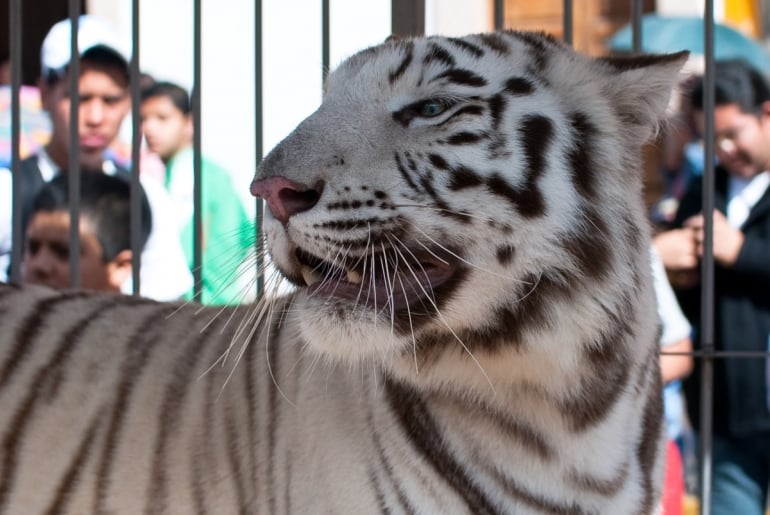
1, 30, 687, 514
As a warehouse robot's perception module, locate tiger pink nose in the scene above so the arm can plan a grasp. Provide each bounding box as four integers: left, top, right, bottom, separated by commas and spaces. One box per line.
250, 176, 321, 224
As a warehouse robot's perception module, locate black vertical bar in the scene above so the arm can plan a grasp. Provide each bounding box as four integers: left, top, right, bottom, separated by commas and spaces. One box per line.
68, 6, 81, 288
8, 0, 22, 283
130, 0, 142, 295
391, 0, 424, 37
700, 0, 716, 513
562, 0, 572, 46
322, 0, 330, 81
255, 0, 264, 298
494, 0, 504, 31
192, 0, 203, 301
631, 0, 643, 53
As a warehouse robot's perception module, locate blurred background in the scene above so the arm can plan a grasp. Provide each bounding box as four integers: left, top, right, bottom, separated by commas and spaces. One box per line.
3, 0, 767, 217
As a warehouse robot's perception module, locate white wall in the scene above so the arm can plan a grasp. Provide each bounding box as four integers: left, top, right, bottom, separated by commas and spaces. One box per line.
426, 0, 492, 35
88, 0, 394, 214
86, 0, 494, 212
656, 0, 726, 19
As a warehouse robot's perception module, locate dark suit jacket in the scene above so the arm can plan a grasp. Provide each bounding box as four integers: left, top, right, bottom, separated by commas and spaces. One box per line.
673, 166, 770, 438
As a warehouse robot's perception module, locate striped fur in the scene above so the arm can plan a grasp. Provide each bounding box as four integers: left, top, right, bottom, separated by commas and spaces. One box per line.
1, 31, 687, 514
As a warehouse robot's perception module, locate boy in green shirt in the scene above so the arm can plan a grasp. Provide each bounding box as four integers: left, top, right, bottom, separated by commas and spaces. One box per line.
140, 81, 253, 304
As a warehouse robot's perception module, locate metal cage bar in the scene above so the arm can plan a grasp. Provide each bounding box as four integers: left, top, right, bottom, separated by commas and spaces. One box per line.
255, 0, 265, 298
67, 4, 81, 288
699, 1, 717, 512
391, 0, 425, 37
631, 0, 643, 52
322, 0, 330, 82
8, 0, 22, 284
562, 0, 572, 46
129, 0, 142, 295
192, 0, 203, 301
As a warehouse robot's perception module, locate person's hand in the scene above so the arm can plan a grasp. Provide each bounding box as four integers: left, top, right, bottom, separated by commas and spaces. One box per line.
653, 228, 700, 289
684, 210, 745, 267
653, 228, 698, 270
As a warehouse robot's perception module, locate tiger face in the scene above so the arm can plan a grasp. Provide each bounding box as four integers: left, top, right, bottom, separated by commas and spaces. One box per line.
252, 31, 687, 376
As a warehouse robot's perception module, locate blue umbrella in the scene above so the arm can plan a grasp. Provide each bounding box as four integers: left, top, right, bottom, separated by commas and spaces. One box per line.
608, 13, 770, 75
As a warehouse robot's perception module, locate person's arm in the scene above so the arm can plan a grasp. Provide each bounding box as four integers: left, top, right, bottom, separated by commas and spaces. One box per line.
653, 228, 699, 271
685, 209, 770, 281
653, 177, 703, 289
651, 246, 694, 383
685, 210, 744, 266
652, 229, 700, 289
661, 336, 694, 384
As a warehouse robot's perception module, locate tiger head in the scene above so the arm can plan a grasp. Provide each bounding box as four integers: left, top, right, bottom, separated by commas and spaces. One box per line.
252, 31, 687, 379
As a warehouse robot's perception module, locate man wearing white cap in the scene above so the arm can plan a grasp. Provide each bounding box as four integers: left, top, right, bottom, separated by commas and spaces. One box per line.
0, 15, 192, 300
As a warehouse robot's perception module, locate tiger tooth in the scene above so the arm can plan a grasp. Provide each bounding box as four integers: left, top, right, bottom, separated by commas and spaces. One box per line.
346, 269, 363, 284
301, 265, 322, 286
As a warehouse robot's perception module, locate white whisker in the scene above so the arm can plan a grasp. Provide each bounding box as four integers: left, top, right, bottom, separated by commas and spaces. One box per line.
261, 295, 299, 409
393, 243, 496, 392
385, 235, 420, 374
410, 224, 534, 286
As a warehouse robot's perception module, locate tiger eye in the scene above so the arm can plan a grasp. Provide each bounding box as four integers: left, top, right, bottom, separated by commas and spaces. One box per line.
418, 99, 449, 117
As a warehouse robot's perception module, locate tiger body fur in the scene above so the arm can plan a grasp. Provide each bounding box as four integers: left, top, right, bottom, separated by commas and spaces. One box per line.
1, 30, 687, 514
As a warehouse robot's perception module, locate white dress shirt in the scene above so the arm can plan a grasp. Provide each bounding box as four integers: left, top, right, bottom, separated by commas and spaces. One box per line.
727, 171, 770, 229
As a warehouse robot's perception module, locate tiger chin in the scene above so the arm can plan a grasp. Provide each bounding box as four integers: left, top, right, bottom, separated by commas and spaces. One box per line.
1, 31, 687, 514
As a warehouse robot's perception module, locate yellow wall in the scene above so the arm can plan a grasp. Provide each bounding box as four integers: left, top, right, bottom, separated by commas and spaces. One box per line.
724, 0, 761, 37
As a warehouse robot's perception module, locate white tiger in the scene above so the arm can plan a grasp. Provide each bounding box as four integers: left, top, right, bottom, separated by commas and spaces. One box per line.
0, 31, 687, 514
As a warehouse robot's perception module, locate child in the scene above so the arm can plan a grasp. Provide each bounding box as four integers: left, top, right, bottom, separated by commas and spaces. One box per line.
140, 80, 253, 304
21, 172, 151, 293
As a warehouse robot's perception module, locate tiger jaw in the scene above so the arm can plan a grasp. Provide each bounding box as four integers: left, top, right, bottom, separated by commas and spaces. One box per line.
294, 248, 457, 312
299, 265, 360, 286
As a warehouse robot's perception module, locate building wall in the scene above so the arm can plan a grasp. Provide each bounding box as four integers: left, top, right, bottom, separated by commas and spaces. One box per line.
0, 0, 86, 85
88, 0, 394, 214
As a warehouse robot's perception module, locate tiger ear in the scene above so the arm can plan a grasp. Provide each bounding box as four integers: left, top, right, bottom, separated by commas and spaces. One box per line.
599, 50, 690, 141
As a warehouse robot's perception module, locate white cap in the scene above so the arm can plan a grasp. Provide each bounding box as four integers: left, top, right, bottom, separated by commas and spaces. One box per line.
41, 15, 131, 79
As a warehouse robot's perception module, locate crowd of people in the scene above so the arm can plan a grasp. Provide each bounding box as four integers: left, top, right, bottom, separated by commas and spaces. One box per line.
0, 15, 253, 305
652, 58, 770, 515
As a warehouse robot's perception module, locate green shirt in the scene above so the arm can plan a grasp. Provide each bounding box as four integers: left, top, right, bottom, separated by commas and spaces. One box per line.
165, 148, 254, 304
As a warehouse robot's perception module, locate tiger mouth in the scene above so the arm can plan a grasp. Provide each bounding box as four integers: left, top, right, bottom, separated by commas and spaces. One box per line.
295, 248, 456, 312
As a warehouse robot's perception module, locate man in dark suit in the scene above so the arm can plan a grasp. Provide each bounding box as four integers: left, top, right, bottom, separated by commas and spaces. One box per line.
654, 59, 770, 515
